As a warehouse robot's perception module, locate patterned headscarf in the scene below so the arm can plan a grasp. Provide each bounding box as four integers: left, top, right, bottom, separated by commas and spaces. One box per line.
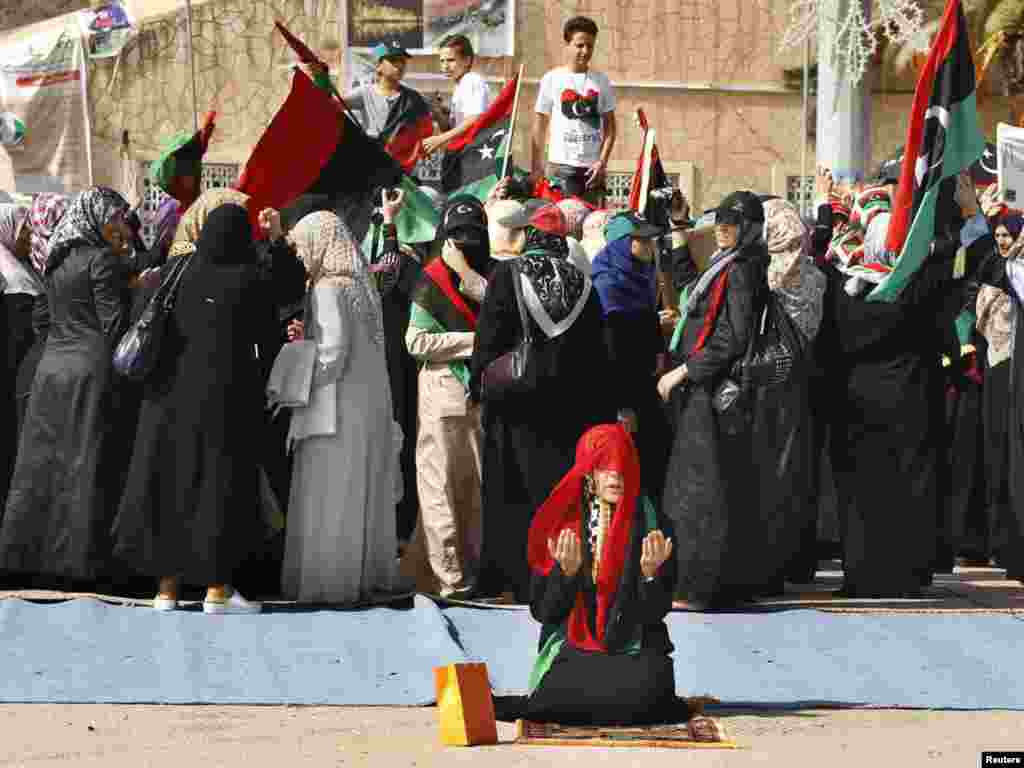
978, 222, 1024, 367
0, 204, 28, 254
763, 198, 825, 341
580, 209, 612, 261
763, 198, 809, 292
557, 198, 590, 240
287, 211, 384, 346
170, 188, 250, 259
46, 186, 130, 274
0, 204, 40, 295
27, 193, 70, 275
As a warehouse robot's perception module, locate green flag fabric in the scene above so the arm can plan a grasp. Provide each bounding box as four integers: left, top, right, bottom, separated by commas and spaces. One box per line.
868, 0, 984, 303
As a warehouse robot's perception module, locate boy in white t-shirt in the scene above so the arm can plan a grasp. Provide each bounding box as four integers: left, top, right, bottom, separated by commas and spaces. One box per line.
422, 35, 492, 158
531, 16, 617, 206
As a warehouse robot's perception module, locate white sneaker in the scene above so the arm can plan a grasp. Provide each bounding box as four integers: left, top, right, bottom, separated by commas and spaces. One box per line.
152, 596, 178, 612
203, 589, 262, 615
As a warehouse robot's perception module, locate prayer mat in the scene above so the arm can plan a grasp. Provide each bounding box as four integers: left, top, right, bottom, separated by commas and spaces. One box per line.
514, 720, 739, 749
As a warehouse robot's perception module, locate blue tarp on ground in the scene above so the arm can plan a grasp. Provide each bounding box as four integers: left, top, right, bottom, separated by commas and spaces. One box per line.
1, 595, 1022, 708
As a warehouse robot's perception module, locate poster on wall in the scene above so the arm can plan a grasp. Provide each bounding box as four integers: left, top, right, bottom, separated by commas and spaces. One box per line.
347, 0, 514, 56
0, 17, 92, 195
77, 2, 138, 60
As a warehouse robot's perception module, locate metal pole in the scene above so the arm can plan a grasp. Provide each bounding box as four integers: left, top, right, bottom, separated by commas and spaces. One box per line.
801, 37, 810, 216
184, 0, 199, 132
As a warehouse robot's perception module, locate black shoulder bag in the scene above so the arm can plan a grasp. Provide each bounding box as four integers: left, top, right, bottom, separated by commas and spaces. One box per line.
113, 254, 193, 382
712, 289, 802, 435
481, 262, 538, 402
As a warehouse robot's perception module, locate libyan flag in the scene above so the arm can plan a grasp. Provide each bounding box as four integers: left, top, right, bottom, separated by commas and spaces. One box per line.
379, 87, 435, 173
441, 74, 518, 193
869, 0, 985, 302
628, 108, 669, 214
236, 70, 402, 231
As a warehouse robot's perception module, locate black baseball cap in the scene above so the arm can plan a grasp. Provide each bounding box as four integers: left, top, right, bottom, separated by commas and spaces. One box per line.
714, 190, 764, 226
441, 195, 488, 245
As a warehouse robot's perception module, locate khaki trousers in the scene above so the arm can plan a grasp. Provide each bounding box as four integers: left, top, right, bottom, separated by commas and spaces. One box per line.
404, 364, 483, 596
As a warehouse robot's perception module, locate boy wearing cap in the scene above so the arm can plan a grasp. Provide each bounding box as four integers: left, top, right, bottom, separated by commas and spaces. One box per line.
422, 35, 492, 158
531, 16, 617, 206
345, 43, 434, 171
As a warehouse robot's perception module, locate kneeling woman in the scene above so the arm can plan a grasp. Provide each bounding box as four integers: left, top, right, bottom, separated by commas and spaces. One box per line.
522, 424, 721, 738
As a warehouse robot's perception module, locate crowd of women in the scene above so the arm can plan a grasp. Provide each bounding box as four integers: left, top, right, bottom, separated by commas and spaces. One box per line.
0, 159, 1020, 624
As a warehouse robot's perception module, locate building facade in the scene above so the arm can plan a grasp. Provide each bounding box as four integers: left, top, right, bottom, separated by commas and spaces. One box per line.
1, 0, 1017, 212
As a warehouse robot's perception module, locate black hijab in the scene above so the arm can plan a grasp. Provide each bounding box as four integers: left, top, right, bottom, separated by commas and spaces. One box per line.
196, 203, 257, 266
440, 195, 494, 276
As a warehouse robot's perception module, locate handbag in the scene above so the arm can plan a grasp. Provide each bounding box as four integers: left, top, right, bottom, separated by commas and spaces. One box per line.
481, 262, 537, 401
112, 254, 193, 382
736, 294, 802, 390
711, 292, 803, 435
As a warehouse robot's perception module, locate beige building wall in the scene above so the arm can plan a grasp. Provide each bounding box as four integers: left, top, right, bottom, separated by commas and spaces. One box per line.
4, 0, 1016, 208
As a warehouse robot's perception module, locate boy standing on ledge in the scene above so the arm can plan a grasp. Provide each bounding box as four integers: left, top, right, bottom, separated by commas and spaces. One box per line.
422, 34, 492, 158
531, 16, 617, 207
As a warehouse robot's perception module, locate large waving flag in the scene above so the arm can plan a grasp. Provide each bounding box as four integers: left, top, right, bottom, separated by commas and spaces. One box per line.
869, 0, 985, 302
235, 70, 402, 230
441, 73, 518, 193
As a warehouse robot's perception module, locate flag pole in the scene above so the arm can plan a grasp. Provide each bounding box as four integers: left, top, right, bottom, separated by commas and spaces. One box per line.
499, 64, 525, 180
184, 0, 199, 133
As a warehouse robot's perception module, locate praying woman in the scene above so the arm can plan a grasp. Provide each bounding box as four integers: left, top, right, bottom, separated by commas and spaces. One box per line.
519, 424, 723, 740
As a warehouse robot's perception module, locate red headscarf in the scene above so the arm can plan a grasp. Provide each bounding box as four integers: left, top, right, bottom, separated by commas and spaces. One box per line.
527, 424, 641, 652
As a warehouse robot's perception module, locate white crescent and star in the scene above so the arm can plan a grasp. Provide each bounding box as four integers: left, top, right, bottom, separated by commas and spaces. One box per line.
980, 146, 997, 176
915, 105, 950, 186
477, 128, 506, 160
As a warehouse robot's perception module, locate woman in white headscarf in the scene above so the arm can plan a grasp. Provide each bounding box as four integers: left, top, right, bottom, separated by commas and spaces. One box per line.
277, 210, 404, 604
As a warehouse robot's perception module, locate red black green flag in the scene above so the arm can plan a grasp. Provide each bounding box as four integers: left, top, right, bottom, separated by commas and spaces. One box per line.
870, 0, 984, 302
441, 74, 517, 193
628, 108, 669, 214
235, 70, 401, 227
379, 88, 435, 172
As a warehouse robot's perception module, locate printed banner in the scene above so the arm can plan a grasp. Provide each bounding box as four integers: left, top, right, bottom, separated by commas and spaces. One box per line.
0, 16, 92, 195
997, 122, 1024, 206
347, 0, 514, 56
78, 2, 138, 60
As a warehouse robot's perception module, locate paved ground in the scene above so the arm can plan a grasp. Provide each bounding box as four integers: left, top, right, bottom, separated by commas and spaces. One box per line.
1, 704, 1021, 767
1, 565, 1022, 767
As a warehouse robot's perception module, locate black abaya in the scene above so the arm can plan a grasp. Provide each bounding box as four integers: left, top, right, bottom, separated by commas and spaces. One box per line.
661, 243, 769, 605
113, 205, 280, 586
469, 260, 617, 598
823, 251, 967, 597
0, 247, 128, 581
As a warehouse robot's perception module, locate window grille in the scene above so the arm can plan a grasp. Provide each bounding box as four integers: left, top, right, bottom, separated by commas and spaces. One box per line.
786, 175, 815, 216
137, 161, 240, 247
604, 171, 680, 209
